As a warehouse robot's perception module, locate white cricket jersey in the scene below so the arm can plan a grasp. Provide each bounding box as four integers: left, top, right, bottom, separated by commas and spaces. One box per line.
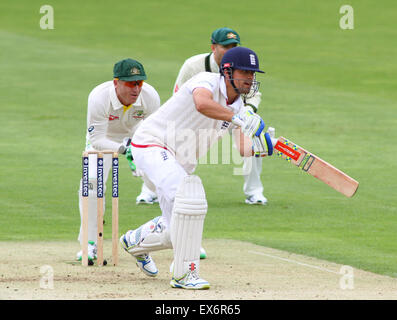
132, 72, 243, 174
173, 53, 219, 93
173, 52, 261, 111
85, 81, 160, 152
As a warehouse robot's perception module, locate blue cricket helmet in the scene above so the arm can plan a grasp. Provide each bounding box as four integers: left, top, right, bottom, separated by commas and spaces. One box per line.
220, 47, 265, 74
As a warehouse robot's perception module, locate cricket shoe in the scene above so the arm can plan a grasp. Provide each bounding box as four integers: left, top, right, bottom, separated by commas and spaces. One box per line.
170, 264, 210, 290
120, 231, 158, 277
135, 254, 158, 277
76, 241, 97, 261
136, 192, 159, 205
245, 194, 268, 205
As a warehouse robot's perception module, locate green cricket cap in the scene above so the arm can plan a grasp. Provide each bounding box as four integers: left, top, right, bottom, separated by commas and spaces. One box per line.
113, 58, 147, 81
211, 27, 240, 46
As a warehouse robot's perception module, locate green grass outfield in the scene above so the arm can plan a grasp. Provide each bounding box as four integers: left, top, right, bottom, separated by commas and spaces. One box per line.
1, 0, 396, 277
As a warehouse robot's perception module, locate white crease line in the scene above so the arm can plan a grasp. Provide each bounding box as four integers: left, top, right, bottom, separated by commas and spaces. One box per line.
249, 250, 340, 275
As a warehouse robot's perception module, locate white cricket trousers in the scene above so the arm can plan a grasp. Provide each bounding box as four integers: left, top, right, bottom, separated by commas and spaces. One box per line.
131, 146, 188, 228
243, 156, 264, 197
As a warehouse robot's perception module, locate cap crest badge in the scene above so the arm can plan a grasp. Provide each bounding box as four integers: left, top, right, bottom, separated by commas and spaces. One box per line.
130, 67, 140, 75
249, 54, 256, 65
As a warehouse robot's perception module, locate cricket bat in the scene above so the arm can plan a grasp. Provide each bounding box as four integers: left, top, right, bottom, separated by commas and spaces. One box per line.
271, 136, 359, 197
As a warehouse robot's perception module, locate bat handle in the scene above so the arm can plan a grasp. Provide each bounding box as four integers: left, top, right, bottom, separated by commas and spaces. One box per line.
270, 137, 278, 147
266, 127, 277, 146
234, 119, 278, 146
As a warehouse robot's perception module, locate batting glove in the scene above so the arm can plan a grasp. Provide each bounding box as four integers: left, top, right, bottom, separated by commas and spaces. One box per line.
252, 132, 273, 157
244, 103, 258, 113
125, 147, 136, 172
118, 137, 131, 155
231, 108, 265, 138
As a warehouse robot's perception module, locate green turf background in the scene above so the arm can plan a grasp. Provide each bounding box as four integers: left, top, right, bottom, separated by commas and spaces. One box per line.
1, 0, 396, 277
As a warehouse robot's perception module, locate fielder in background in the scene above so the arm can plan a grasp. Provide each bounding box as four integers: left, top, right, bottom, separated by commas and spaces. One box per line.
76, 58, 160, 262
120, 47, 273, 289
174, 27, 269, 206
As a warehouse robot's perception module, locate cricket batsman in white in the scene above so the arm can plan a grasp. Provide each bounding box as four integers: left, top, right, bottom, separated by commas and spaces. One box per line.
76, 58, 160, 262
174, 27, 268, 207
120, 47, 273, 289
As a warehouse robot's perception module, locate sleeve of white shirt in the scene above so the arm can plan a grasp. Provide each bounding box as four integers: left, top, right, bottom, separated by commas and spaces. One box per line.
86, 95, 121, 152
173, 58, 199, 93
143, 83, 161, 115
185, 72, 217, 94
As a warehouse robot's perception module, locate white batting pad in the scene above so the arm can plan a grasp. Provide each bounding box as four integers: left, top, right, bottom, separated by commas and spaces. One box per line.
127, 216, 172, 256
170, 175, 208, 279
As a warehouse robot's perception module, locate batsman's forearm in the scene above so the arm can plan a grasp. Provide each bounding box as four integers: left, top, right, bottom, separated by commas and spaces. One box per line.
193, 88, 234, 122
232, 128, 253, 157
196, 102, 234, 122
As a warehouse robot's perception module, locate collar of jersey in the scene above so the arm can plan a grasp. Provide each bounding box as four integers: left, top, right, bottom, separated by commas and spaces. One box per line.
220, 76, 243, 113
210, 53, 219, 73
219, 75, 228, 100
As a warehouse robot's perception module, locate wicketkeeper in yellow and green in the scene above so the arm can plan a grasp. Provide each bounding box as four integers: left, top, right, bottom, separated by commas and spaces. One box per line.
76, 59, 160, 262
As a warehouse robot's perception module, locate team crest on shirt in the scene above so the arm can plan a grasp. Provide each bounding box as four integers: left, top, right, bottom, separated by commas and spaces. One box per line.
109, 115, 119, 121
221, 121, 230, 130
132, 110, 145, 119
